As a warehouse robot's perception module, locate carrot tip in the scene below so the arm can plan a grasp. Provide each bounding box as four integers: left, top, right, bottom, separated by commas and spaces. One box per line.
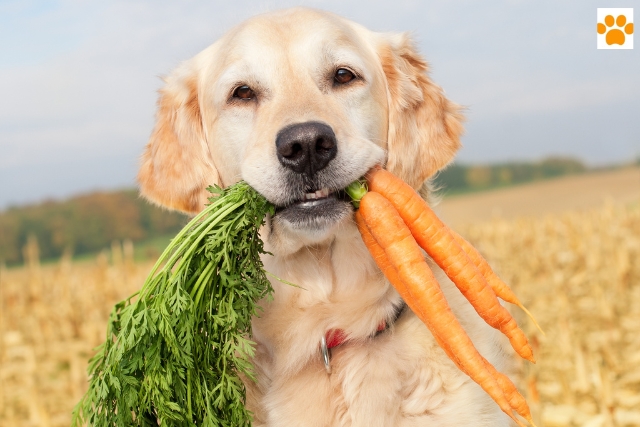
523, 351, 536, 364
514, 343, 536, 364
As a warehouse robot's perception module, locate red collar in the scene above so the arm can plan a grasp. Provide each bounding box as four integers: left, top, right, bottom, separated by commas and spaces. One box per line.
324, 302, 407, 349
324, 321, 387, 349
319, 303, 407, 374
324, 301, 407, 350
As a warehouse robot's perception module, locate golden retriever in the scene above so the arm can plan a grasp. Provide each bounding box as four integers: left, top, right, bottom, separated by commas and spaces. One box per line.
138, 7, 514, 426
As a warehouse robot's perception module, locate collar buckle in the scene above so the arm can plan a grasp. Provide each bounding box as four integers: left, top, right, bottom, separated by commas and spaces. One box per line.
320, 335, 332, 374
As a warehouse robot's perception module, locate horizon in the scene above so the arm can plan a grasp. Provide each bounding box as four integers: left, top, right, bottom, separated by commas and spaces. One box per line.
1, 156, 634, 213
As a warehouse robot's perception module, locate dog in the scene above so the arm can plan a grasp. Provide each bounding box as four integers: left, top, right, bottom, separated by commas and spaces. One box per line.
138, 7, 514, 426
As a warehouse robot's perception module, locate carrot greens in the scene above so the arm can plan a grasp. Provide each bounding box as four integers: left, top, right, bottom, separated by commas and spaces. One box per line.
72, 182, 274, 427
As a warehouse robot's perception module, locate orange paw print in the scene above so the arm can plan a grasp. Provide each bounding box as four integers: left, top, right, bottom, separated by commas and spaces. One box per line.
598, 14, 634, 45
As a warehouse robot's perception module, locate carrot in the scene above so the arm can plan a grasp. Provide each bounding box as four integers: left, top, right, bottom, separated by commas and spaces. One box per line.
357, 194, 521, 423
449, 229, 543, 335
355, 210, 405, 290
366, 167, 535, 363
357, 201, 535, 426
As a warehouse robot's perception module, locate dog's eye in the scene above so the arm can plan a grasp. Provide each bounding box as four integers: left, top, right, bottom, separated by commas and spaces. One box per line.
334, 68, 356, 84
233, 85, 255, 100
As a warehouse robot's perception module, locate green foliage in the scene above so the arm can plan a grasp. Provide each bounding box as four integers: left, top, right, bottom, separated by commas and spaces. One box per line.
0, 190, 187, 265
72, 182, 275, 427
434, 157, 587, 195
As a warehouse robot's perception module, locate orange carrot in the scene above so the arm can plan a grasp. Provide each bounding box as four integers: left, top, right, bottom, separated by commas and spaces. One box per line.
366, 167, 535, 362
358, 193, 519, 422
356, 203, 534, 426
355, 210, 405, 290
449, 229, 543, 334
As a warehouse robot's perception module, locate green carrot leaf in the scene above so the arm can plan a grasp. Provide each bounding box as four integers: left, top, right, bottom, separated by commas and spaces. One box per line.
72, 181, 274, 427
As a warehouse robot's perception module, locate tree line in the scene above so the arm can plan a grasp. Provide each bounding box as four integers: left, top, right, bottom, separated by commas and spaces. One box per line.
432, 157, 586, 195
0, 190, 187, 265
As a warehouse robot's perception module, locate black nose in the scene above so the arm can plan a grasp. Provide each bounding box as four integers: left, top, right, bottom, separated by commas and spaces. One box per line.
275, 121, 337, 176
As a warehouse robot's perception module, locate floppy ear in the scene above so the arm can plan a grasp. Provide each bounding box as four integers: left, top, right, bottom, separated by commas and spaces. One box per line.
137, 61, 220, 214
379, 33, 464, 189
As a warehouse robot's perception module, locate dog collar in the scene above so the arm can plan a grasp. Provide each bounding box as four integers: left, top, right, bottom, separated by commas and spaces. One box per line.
320, 301, 407, 374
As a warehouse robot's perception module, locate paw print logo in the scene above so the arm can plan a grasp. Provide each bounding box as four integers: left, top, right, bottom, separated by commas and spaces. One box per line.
597, 8, 634, 49
598, 15, 634, 44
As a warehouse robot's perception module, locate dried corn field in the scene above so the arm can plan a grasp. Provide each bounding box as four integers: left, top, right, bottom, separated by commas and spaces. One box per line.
1, 200, 639, 427
460, 199, 640, 427
0, 243, 150, 427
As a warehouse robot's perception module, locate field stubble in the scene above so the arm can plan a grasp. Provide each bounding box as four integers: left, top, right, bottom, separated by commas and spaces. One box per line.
1, 199, 639, 427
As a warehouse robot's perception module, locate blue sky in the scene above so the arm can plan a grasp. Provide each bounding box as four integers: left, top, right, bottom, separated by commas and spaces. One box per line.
1, 0, 638, 209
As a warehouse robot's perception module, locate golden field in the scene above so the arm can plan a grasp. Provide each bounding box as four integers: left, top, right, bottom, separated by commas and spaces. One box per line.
458, 199, 640, 427
1, 169, 639, 427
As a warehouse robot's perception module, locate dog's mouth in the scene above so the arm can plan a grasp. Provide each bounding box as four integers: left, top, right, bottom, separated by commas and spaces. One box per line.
274, 187, 353, 228
294, 187, 350, 203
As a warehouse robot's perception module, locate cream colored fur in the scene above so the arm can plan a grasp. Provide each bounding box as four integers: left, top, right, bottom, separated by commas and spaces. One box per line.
138, 7, 513, 426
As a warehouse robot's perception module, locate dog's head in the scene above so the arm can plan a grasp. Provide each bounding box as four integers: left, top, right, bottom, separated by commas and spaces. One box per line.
138, 8, 463, 247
